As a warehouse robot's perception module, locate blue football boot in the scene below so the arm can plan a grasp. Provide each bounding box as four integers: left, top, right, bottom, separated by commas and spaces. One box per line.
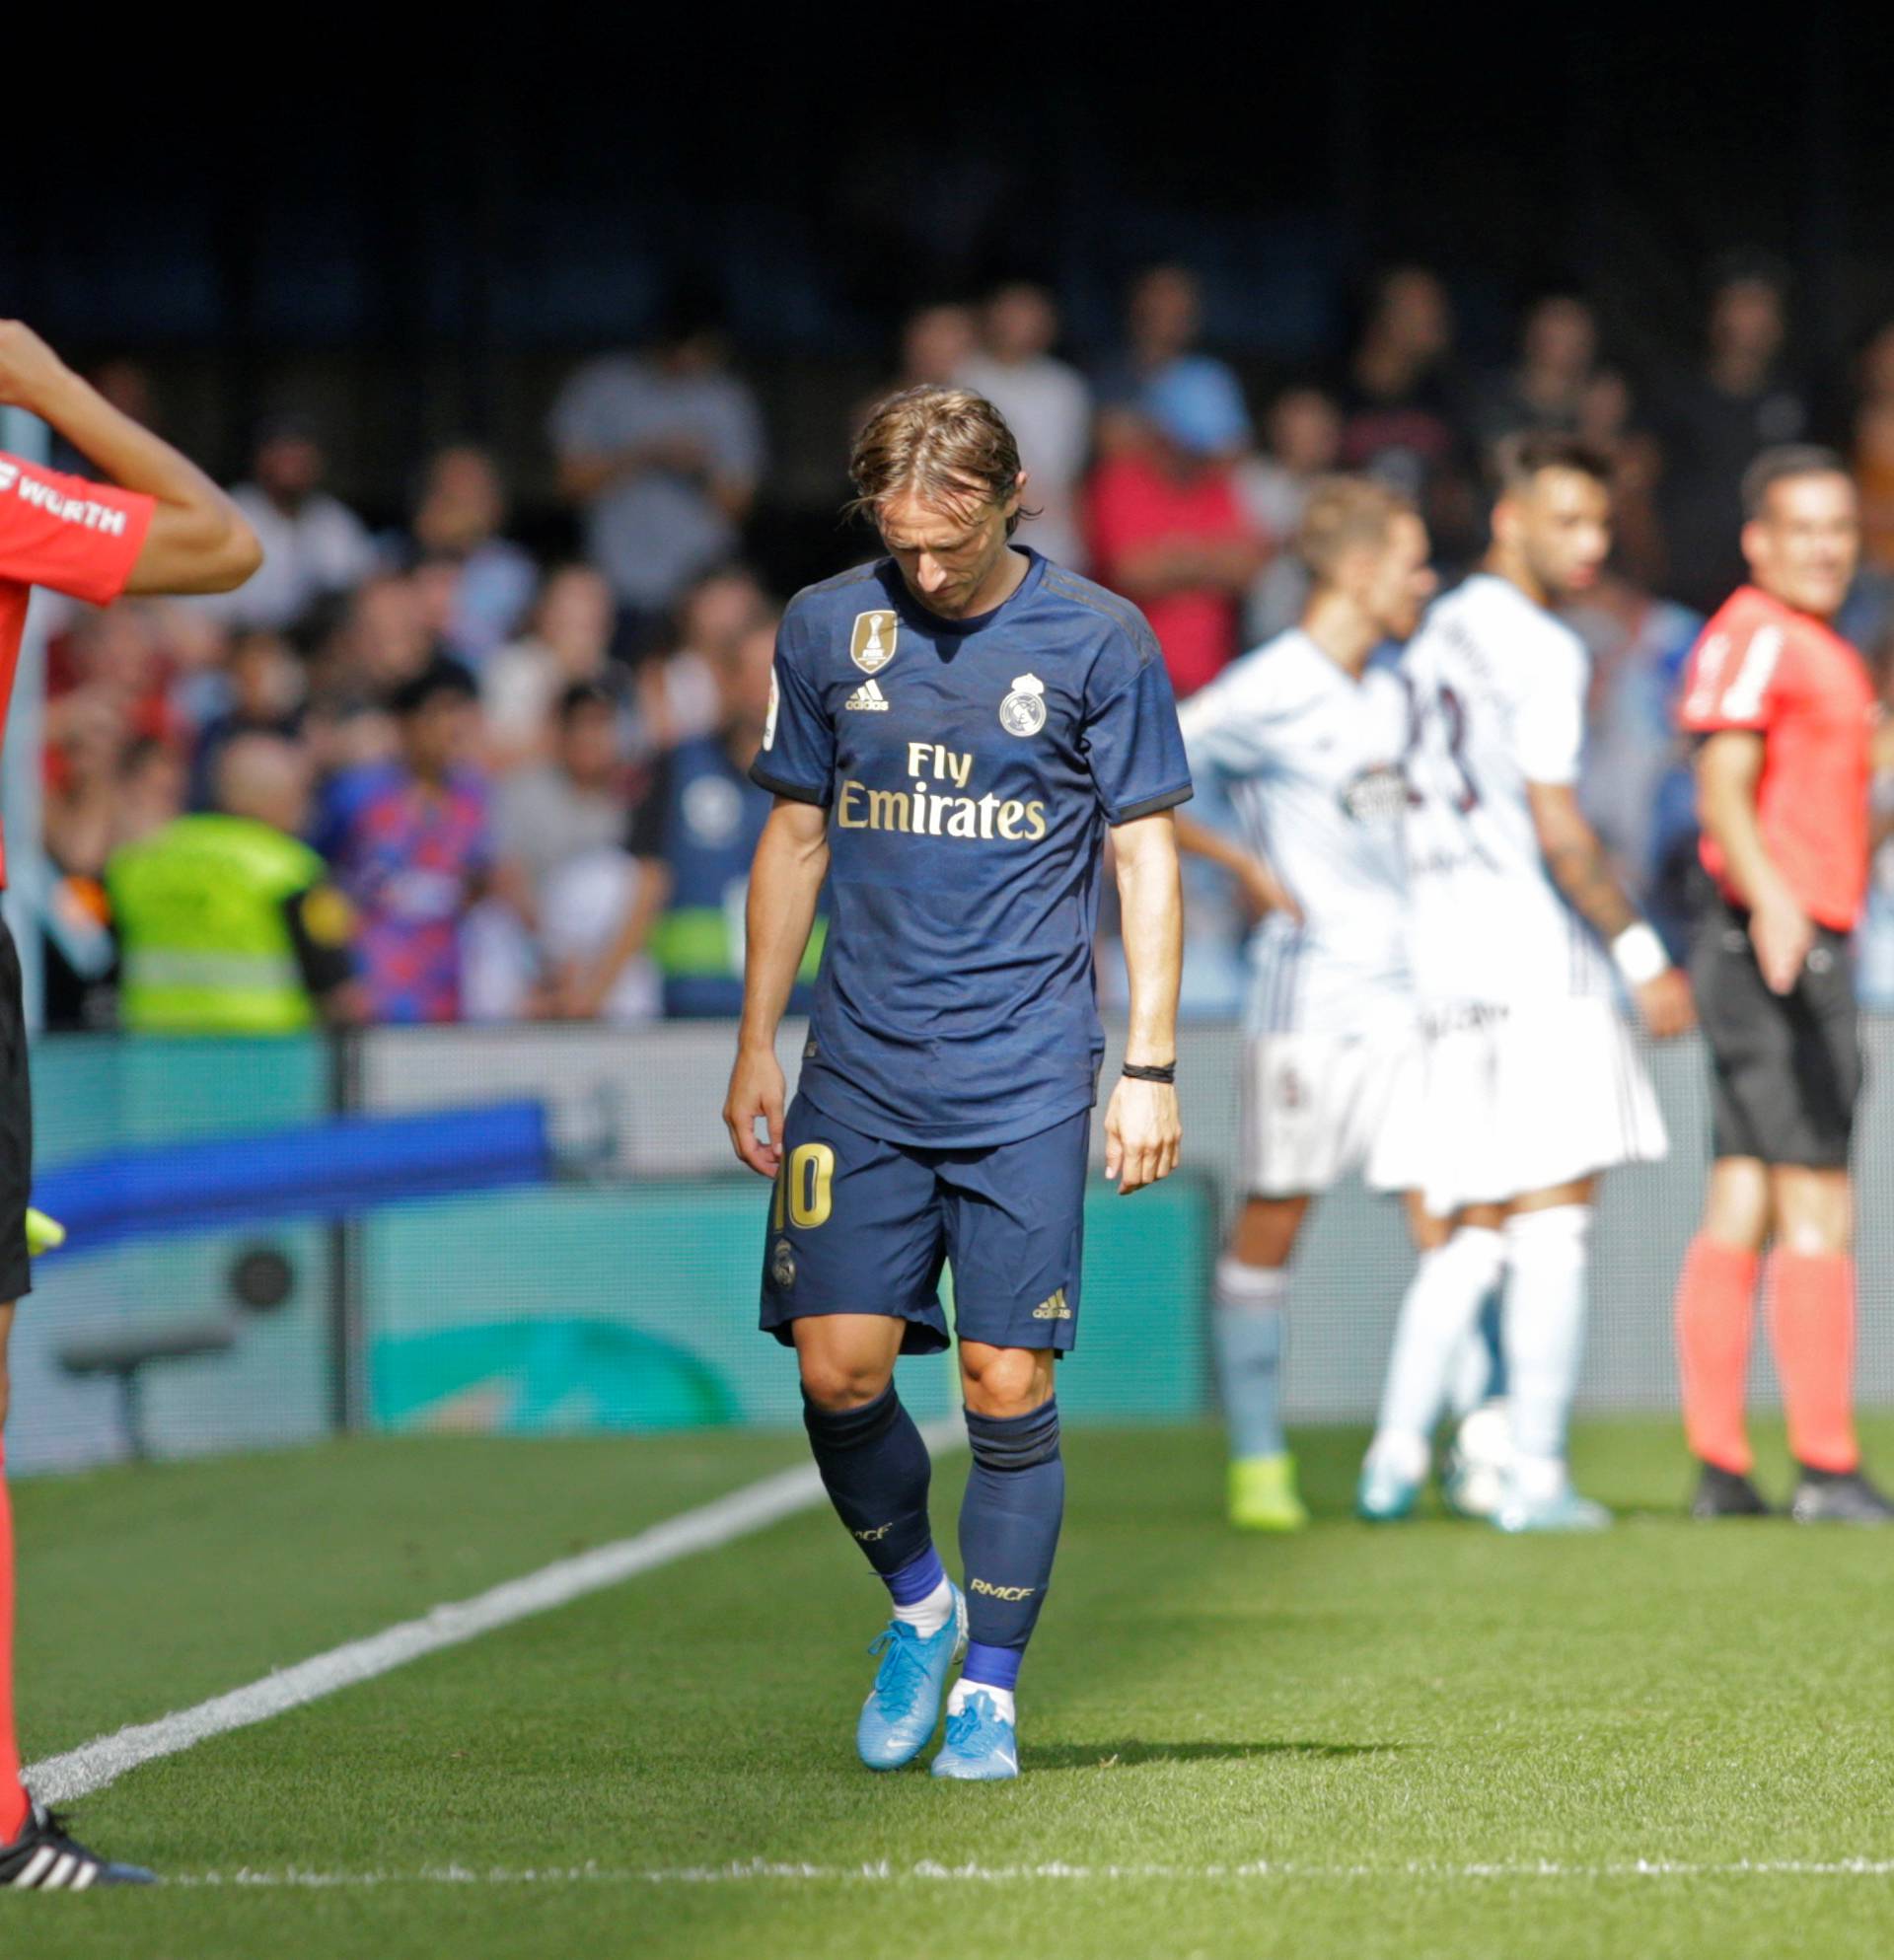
1355, 1460, 1421, 1522
930, 1690, 1019, 1781
855, 1584, 967, 1771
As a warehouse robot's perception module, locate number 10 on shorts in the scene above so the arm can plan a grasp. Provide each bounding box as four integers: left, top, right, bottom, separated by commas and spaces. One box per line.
773, 1142, 836, 1231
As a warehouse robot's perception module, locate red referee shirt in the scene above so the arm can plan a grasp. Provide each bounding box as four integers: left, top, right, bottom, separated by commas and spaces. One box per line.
1677, 583, 1877, 932
0, 452, 154, 884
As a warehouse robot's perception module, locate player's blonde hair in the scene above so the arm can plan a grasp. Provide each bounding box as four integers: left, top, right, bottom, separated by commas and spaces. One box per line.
1296, 475, 1417, 583
847, 386, 1036, 537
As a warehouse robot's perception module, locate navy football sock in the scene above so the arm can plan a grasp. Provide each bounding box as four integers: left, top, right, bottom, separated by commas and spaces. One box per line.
958, 1396, 1063, 1693
802, 1383, 936, 1587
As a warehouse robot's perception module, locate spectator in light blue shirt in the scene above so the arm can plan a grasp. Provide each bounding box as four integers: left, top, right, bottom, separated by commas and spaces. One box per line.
407, 445, 537, 667
548, 298, 765, 650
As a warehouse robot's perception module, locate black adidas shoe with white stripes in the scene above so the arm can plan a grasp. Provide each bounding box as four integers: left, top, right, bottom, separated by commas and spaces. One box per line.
0, 1798, 155, 1889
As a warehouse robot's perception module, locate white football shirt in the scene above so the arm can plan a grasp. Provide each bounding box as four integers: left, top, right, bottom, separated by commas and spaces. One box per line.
1401, 573, 1612, 1006
1180, 629, 1412, 1035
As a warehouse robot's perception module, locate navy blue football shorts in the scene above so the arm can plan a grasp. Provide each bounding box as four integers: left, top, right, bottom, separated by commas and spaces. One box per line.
759, 1094, 1089, 1355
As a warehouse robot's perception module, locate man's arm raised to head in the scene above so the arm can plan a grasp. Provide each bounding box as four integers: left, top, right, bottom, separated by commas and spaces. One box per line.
1527, 778, 1696, 1037
0, 321, 260, 597
722, 796, 830, 1179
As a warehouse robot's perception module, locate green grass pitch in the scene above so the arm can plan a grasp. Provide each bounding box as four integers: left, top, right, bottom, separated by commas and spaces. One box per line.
10, 1417, 1894, 1959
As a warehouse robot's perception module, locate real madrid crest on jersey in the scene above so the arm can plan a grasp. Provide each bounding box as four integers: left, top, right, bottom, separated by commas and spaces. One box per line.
999, 673, 1048, 737
850, 610, 899, 674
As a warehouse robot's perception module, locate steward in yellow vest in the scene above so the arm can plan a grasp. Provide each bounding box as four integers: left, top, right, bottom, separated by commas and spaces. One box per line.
108, 734, 359, 1034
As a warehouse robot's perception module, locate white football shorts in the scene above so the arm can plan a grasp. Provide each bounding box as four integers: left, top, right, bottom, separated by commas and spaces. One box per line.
1396, 995, 1668, 1217
1239, 1029, 1422, 1198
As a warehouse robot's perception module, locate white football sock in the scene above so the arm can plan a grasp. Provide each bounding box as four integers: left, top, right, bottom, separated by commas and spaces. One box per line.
948, 1678, 1016, 1727
1501, 1205, 1591, 1470
893, 1575, 956, 1639
1369, 1227, 1507, 1470
1510, 1453, 1568, 1504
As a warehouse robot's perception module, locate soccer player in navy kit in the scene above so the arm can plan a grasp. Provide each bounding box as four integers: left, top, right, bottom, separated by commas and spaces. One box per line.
722, 387, 1189, 1780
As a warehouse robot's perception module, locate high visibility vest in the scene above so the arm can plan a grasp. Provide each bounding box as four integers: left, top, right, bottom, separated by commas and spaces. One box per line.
648, 734, 824, 1017
108, 816, 329, 1034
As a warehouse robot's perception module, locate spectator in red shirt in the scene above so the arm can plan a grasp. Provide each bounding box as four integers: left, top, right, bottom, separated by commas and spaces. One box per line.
1085, 359, 1266, 697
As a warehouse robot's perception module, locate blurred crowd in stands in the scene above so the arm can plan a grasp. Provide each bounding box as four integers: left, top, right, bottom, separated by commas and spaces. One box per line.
32, 255, 1894, 1029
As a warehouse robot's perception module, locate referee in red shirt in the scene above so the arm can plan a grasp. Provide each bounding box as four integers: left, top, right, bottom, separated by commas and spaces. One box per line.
0, 321, 259, 1887
1673, 446, 1888, 1524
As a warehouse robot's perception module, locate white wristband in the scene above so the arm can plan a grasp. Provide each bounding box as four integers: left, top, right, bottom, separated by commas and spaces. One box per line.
1611, 922, 1670, 986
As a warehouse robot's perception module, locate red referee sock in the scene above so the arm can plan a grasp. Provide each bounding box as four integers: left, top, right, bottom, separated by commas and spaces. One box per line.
1675, 1236, 1760, 1475
1766, 1250, 1859, 1474
0, 1440, 26, 1840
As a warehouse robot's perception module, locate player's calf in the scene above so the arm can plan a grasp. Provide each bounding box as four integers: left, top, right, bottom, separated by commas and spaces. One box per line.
938, 1394, 1063, 1780
798, 1379, 963, 1768
1497, 1204, 1601, 1521
1213, 1254, 1307, 1532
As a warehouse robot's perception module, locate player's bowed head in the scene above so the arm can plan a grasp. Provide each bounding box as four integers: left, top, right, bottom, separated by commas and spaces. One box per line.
846, 385, 1039, 621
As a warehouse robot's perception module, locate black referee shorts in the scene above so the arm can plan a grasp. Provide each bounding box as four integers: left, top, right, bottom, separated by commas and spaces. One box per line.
1690, 891, 1861, 1169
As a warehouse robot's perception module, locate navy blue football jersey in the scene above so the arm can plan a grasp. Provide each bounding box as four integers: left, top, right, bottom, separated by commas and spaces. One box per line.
752, 547, 1191, 1147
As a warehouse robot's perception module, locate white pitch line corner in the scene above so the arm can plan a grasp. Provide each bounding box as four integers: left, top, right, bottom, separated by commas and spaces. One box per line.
28, 1418, 966, 1806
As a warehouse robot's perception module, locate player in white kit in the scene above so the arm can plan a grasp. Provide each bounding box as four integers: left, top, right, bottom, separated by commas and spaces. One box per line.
1359, 432, 1695, 1531
1176, 476, 1436, 1530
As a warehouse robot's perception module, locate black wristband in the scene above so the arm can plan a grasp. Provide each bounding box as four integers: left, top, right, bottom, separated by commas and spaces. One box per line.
1121, 1061, 1176, 1084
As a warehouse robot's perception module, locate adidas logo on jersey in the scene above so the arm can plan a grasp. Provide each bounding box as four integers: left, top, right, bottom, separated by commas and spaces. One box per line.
844, 680, 891, 712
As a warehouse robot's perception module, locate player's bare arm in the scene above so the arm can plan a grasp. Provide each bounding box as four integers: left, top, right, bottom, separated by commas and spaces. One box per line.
1105, 810, 1184, 1196
1527, 779, 1696, 1036
722, 796, 829, 1178
1172, 810, 1303, 923
1696, 729, 1811, 995
0, 320, 260, 595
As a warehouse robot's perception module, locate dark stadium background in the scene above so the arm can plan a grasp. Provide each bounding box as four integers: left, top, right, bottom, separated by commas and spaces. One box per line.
1, 18, 1880, 594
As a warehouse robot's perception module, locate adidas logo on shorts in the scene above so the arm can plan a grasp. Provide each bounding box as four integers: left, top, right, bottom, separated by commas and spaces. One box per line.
1031, 1287, 1072, 1320
844, 680, 890, 712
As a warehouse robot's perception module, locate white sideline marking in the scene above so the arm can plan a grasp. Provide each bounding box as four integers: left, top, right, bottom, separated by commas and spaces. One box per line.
166, 1858, 1894, 1889
27, 1420, 966, 1806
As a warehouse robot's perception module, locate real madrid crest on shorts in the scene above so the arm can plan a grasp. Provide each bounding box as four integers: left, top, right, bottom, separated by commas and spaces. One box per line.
999, 673, 1047, 737
771, 1238, 796, 1288
850, 610, 899, 674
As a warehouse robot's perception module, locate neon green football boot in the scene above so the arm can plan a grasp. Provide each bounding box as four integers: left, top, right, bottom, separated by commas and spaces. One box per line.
1228, 1453, 1309, 1532
25, 1208, 65, 1257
